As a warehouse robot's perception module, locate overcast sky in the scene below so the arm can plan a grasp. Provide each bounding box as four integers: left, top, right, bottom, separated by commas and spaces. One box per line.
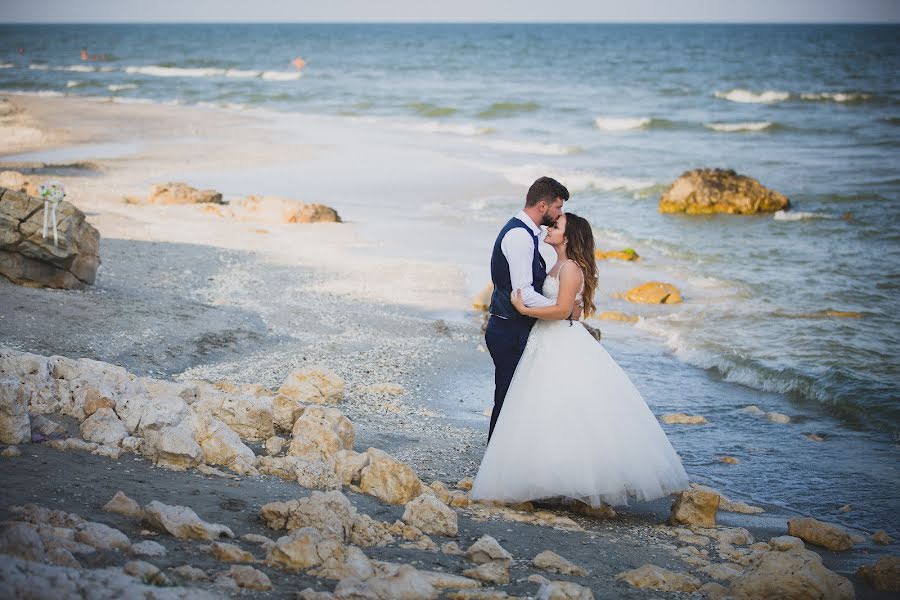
2, 0, 898, 24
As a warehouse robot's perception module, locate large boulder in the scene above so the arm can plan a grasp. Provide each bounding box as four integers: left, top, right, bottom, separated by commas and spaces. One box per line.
670, 488, 720, 528
190, 381, 275, 441
79, 407, 128, 446
624, 282, 682, 304
358, 448, 423, 505
260, 490, 357, 540
0, 378, 31, 444
0, 186, 100, 288
142, 501, 234, 540
787, 518, 854, 552
147, 182, 223, 205
659, 169, 790, 215
288, 406, 354, 462
402, 494, 458, 537
856, 556, 900, 593
193, 412, 256, 468
728, 547, 855, 599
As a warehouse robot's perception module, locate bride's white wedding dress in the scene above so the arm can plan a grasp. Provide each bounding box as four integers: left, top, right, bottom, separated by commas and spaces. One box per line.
471, 269, 690, 507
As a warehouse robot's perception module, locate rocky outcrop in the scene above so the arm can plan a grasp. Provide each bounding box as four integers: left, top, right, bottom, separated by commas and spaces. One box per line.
0, 186, 100, 289
624, 282, 682, 304
856, 556, 900, 593
670, 488, 720, 528
147, 182, 223, 205
661, 413, 708, 425
787, 518, 854, 552
728, 546, 854, 599
659, 169, 790, 215
79, 407, 127, 446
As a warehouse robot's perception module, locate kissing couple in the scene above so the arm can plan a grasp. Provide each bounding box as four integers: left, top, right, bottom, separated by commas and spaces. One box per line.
471, 176, 689, 508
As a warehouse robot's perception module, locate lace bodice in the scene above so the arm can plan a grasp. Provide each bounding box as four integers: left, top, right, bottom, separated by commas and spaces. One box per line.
543, 262, 584, 304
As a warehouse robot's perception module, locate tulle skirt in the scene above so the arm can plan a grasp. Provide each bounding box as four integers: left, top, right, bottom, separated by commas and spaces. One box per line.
471, 319, 690, 507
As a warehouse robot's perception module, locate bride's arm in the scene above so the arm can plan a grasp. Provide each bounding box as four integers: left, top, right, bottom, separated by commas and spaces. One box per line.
511, 263, 583, 320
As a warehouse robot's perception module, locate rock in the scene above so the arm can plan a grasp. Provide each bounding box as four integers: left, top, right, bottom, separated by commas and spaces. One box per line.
699, 582, 728, 600
211, 541, 255, 563
463, 561, 509, 585
661, 413, 708, 425
334, 449, 370, 485
699, 563, 744, 581
241, 533, 276, 550
806, 433, 826, 442
30, 414, 66, 437
615, 564, 701, 592
142, 420, 204, 470
728, 547, 854, 599
466, 535, 513, 565
359, 447, 423, 505
446, 592, 515, 600
0, 521, 46, 561
872, 530, 894, 545
839, 504, 852, 512
79, 407, 127, 446
0, 378, 30, 444
1, 445, 21, 457
124, 559, 160, 581
226, 564, 273, 590
534, 578, 595, 600
131, 540, 166, 557
457, 476, 474, 491
120, 436, 142, 453
294, 457, 343, 490
173, 565, 209, 580
75, 521, 131, 550
0, 186, 101, 288
83, 387, 117, 417
703, 527, 754, 546
402, 494, 458, 536
719, 456, 739, 464
193, 412, 255, 468
92, 443, 123, 459
670, 489, 719, 527
191, 380, 275, 441
624, 282, 682, 304
333, 564, 437, 600
142, 500, 234, 540
223, 195, 342, 224
769, 536, 805, 552
595, 248, 639, 261
289, 405, 354, 461
265, 435, 287, 455
260, 490, 357, 540
46, 546, 81, 568
533, 550, 588, 576
741, 405, 766, 416
278, 365, 345, 406
659, 168, 790, 215
442, 541, 465, 555
266, 527, 344, 571
348, 514, 394, 548
148, 182, 223, 205
418, 571, 481, 589
567, 502, 617, 520
448, 490, 470, 508
596, 311, 639, 323
856, 556, 900, 593
766, 411, 791, 424
0, 171, 38, 196
473, 284, 493, 312
787, 517, 854, 551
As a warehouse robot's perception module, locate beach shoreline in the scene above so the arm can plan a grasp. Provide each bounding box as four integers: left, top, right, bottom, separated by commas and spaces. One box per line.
0, 92, 895, 598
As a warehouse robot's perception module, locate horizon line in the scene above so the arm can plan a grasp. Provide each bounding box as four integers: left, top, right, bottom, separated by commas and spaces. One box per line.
1, 20, 898, 26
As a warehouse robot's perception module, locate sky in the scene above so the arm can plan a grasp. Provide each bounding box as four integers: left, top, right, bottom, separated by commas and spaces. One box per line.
1, 0, 898, 24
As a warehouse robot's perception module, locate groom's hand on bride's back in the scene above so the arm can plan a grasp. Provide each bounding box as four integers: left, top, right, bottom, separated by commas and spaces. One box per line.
570, 302, 583, 320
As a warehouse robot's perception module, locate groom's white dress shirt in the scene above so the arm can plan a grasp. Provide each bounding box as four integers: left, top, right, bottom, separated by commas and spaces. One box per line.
498, 210, 554, 310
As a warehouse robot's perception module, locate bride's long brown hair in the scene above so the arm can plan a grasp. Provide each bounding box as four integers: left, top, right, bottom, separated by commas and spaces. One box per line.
563, 213, 598, 317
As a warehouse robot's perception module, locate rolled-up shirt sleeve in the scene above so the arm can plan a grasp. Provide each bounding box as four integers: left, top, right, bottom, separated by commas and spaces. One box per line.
500, 228, 554, 308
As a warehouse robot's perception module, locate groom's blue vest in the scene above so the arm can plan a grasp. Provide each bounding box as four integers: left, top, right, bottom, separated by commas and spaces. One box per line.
489, 217, 546, 324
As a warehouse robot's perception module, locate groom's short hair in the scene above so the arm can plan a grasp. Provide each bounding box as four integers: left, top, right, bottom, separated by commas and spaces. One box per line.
525, 176, 569, 207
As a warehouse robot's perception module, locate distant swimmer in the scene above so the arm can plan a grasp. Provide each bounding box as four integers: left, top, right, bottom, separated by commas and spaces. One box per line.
81, 47, 111, 61
292, 56, 306, 70
81, 47, 88, 61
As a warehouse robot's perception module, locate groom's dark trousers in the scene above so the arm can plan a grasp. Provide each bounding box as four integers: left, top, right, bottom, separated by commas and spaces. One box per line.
485, 315, 533, 441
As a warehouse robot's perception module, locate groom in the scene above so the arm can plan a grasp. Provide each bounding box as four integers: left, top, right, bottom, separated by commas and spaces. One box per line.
485, 176, 570, 441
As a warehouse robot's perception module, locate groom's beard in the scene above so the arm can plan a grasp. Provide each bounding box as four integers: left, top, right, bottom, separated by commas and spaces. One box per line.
541, 213, 557, 227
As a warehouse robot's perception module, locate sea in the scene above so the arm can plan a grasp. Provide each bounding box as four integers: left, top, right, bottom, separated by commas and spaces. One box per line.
1, 23, 898, 538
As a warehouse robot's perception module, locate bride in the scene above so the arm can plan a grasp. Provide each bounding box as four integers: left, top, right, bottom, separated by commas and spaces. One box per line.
470, 212, 689, 507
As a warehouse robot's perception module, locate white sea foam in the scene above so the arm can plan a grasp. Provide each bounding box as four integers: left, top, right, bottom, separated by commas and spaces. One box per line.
714, 89, 790, 104
773, 210, 834, 221
261, 71, 302, 81
124, 65, 226, 78
3, 89, 66, 97
225, 69, 262, 78
800, 91, 872, 103
479, 139, 579, 156
107, 84, 138, 92
66, 80, 81, 88
0, 63, 14, 69
594, 117, 652, 131
28, 64, 49, 71
499, 164, 655, 193
705, 121, 774, 132
109, 96, 155, 105
64, 65, 96, 73
412, 121, 492, 136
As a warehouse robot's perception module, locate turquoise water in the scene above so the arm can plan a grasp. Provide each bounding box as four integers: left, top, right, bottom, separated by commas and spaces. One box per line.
1, 24, 898, 535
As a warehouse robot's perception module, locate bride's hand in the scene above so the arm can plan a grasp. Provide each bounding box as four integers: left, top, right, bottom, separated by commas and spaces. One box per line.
510, 289, 526, 313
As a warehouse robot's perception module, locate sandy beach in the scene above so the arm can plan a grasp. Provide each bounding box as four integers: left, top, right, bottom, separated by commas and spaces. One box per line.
1, 94, 896, 599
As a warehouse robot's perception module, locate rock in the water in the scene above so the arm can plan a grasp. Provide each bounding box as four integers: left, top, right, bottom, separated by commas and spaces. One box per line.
0, 186, 101, 288
401, 494, 458, 537
624, 282, 682, 304
465, 535, 513, 565
533, 550, 588, 576
661, 413, 708, 425
463, 561, 509, 585
670, 489, 720, 528
173, 565, 209, 581
595, 248, 639, 261
226, 564, 273, 591
142, 500, 234, 540
872, 530, 894, 545
79, 407, 127, 446
148, 182, 223, 205
659, 168, 790, 215
359, 447, 423, 505
766, 411, 791, 424
596, 311, 639, 323
728, 547, 854, 599
615, 564, 701, 592
787, 517, 854, 552
856, 556, 900, 593
0, 379, 30, 444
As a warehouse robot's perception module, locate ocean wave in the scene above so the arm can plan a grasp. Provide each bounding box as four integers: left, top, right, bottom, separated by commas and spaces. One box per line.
499, 164, 656, 193
29, 64, 97, 73
476, 101, 539, 119
260, 71, 302, 81
66, 80, 82, 88
225, 69, 262, 78
2, 89, 66, 97
412, 121, 492, 136
593, 117, 652, 131
124, 65, 225, 78
714, 89, 790, 104
107, 84, 138, 92
705, 121, 775, 132
0, 63, 14, 69
773, 210, 834, 221
800, 92, 872, 103
479, 139, 580, 156
28, 64, 49, 71
406, 102, 458, 118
